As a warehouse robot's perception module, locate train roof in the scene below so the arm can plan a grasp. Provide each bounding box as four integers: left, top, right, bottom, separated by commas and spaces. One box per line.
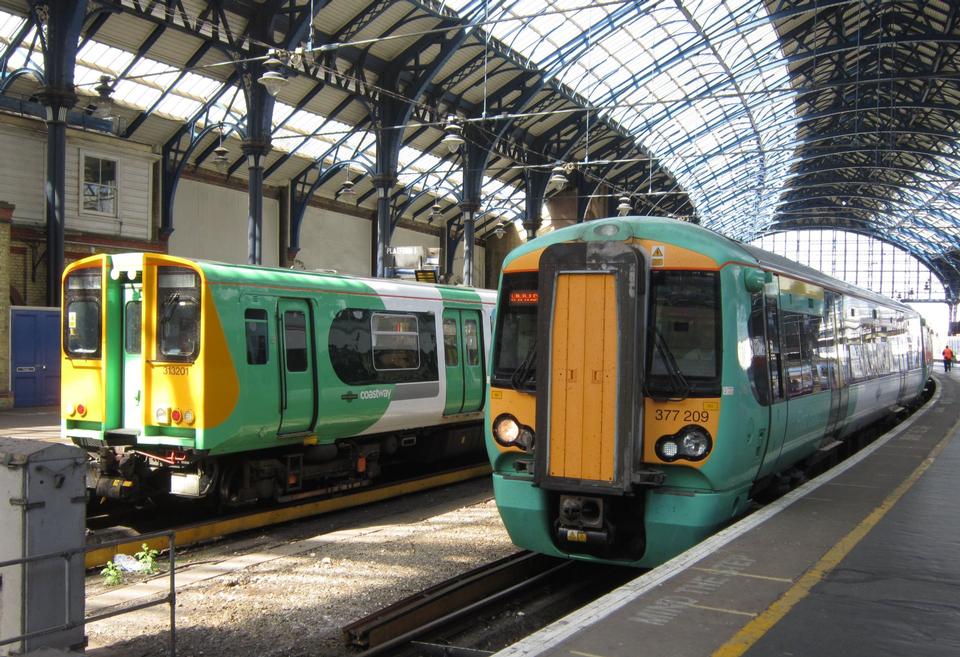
505, 216, 914, 313
66, 252, 496, 305
192, 258, 497, 304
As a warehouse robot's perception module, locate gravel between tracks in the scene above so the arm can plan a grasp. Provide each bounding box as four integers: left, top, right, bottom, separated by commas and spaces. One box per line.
85, 479, 515, 657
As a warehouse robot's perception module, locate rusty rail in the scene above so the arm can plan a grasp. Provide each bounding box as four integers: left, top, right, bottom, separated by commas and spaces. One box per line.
342, 551, 570, 657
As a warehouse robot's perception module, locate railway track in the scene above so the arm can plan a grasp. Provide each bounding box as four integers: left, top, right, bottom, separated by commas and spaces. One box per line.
84, 463, 490, 569
342, 551, 635, 657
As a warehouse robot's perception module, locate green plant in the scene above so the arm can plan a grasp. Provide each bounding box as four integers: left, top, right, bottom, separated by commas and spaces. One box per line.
101, 560, 124, 586
134, 543, 160, 574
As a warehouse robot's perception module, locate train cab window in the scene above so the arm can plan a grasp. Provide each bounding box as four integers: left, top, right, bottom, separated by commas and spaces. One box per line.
157, 266, 200, 362
245, 309, 268, 365
64, 268, 102, 359
492, 272, 538, 389
646, 270, 721, 397
284, 311, 308, 372
124, 301, 141, 354
372, 314, 420, 370
443, 319, 459, 366
464, 319, 481, 366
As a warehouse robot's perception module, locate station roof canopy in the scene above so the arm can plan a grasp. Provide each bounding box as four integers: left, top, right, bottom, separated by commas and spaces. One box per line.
0, 0, 958, 297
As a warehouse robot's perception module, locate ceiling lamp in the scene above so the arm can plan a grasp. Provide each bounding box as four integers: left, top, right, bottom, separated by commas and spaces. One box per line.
428, 202, 442, 224
93, 75, 114, 119
493, 222, 507, 239
549, 163, 568, 190
337, 179, 356, 199
258, 52, 287, 97
213, 126, 229, 173
441, 116, 465, 153
617, 196, 632, 216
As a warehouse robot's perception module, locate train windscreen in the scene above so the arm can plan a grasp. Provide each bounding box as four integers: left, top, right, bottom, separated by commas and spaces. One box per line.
157, 266, 200, 362
64, 268, 102, 359
492, 272, 538, 390
646, 270, 721, 398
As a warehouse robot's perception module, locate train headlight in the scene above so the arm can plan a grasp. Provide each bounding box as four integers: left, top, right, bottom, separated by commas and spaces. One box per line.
679, 428, 711, 459
65, 403, 76, 417
658, 440, 678, 460
493, 414, 535, 451
656, 426, 712, 462
156, 407, 170, 424
183, 409, 195, 425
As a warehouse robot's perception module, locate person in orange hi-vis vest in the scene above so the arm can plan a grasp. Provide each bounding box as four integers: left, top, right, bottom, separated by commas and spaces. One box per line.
943, 345, 954, 372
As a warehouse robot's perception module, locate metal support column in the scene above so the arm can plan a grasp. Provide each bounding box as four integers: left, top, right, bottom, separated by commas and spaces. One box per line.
243, 141, 270, 265
460, 201, 479, 286
373, 177, 395, 277
523, 168, 550, 241
35, 0, 86, 306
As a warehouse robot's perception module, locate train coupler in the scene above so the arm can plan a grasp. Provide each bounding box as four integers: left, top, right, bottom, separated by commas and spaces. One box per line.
556, 526, 611, 546
95, 476, 139, 501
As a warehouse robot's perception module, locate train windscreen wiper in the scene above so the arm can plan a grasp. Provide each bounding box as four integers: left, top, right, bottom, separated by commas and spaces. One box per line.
645, 327, 690, 401
511, 339, 537, 391
160, 292, 181, 324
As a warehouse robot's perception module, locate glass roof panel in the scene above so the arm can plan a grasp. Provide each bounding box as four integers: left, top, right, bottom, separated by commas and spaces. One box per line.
444, 0, 798, 232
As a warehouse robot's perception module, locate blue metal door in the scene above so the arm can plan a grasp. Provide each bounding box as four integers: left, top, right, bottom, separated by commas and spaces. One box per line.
11, 308, 61, 407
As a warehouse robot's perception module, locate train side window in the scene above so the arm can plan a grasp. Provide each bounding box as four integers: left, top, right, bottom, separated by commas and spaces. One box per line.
125, 301, 142, 354
443, 319, 459, 366
372, 313, 420, 370
781, 311, 812, 397
464, 319, 480, 366
284, 310, 308, 372
330, 309, 438, 384
245, 309, 268, 365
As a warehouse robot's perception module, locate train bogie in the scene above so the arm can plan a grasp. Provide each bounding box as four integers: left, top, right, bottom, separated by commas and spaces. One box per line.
487, 217, 930, 567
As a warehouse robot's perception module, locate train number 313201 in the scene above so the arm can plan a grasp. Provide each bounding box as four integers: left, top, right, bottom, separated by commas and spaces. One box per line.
163, 366, 188, 376
653, 409, 710, 422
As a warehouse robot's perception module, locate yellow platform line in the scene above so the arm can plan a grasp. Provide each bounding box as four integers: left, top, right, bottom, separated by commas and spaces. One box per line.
85, 464, 491, 569
712, 427, 957, 657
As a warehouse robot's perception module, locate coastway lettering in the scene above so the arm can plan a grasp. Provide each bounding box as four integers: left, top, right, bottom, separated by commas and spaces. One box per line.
359, 389, 391, 401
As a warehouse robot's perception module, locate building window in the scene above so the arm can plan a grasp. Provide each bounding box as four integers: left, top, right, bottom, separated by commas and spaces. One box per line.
82, 155, 118, 216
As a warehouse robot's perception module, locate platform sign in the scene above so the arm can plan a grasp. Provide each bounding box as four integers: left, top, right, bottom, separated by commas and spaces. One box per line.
415, 269, 438, 283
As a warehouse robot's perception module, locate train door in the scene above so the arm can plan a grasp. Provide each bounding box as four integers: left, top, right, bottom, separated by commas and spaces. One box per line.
823, 292, 846, 434
278, 299, 316, 435
121, 283, 143, 430
759, 278, 789, 474
442, 309, 485, 414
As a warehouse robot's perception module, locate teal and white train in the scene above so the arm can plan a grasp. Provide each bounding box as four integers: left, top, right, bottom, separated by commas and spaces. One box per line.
61, 252, 495, 505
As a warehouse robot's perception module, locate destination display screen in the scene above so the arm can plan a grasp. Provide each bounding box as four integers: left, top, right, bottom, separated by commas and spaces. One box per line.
509, 290, 538, 305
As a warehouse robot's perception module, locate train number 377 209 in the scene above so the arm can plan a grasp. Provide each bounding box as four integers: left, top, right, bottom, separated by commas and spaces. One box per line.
653, 409, 710, 423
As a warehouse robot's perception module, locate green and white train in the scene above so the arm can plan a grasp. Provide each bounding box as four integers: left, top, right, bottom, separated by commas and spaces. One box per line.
62, 252, 495, 505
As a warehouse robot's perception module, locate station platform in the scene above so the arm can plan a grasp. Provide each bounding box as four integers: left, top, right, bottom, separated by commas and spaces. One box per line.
495, 371, 960, 657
